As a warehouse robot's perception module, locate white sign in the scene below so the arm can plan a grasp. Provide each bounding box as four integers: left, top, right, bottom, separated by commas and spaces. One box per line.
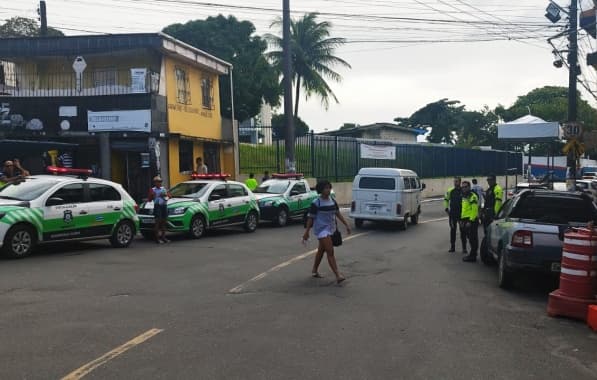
88, 109, 151, 132
360, 144, 396, 160
59, 106, 77, 117
72, 56, 87, 73
563, 122, 583, 138
130, 68, 147, 93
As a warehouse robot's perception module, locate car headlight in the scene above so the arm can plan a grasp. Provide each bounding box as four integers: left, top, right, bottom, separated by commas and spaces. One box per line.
261, 201, 273, 207
169, 207, 187, 215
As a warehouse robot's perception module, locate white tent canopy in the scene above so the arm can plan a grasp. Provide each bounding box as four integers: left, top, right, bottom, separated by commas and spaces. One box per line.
497, 115, 562, 142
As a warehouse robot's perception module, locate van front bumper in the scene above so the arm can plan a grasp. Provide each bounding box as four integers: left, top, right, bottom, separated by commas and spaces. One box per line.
349, 212, 405, 222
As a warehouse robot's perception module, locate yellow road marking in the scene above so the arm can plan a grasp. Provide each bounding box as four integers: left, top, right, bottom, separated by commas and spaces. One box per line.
61, 328, 163, 380
228, 232, 370, 294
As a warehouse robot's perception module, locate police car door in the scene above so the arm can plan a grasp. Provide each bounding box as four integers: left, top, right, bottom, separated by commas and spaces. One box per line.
289, 181, 308, 215
42, 183, 87, 241
86, 182, 123, 237
207, 184, 230, 226
226, 183, 250, 223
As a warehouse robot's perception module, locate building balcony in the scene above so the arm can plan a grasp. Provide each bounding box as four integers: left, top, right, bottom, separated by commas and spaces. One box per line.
0, 68, 160, 97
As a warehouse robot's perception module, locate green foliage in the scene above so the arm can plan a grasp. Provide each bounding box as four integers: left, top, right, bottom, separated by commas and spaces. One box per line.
163, 15, 280, 121
0, 17, 64, 37
271, 114, 310, 138
267, 13, 351, 117
397, 99, 464, 144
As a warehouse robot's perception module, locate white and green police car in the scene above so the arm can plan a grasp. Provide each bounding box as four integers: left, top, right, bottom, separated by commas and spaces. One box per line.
137, 174, 260, 239
0, 167, 139, 258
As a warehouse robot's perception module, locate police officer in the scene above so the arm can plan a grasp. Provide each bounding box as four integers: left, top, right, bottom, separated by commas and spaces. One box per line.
444, 176, 466, 253
482, 174, 503, 234
460, 181, 480, 262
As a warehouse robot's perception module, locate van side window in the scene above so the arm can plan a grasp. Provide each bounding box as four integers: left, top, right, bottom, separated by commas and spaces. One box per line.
359, 177, 395, 190
409, 177, 418, 190
416, 178, 421, 189
403, 178, 411, 190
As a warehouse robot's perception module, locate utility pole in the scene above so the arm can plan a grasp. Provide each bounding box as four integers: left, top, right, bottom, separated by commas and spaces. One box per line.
567, 0, 579, 183
282, 0, 296, 173
39, 1, 48, 36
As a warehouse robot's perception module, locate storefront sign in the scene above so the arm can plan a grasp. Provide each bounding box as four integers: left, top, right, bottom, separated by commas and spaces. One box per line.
88, 109, 151, 132
360, 144, 396, 160
130, 68, 147, 93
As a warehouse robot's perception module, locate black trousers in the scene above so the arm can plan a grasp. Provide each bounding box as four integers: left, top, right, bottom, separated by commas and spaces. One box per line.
482, 209, 495, 235
449, 216, 466, 250
462, 220, 479, 257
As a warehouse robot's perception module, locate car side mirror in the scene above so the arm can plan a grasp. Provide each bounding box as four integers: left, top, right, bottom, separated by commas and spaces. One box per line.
209, 194, 221, 201
421, 183, 426, 190
46, 197, 65, 206
290, 190, 300, 196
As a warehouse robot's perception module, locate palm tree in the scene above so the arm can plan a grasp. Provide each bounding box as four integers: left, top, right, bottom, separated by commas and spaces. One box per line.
267, 13, 351, 117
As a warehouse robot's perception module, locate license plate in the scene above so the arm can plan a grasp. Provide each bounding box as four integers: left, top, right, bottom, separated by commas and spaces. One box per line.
367, 205, 380, 211
140, 217, 154, 224
551, 262, 561, 272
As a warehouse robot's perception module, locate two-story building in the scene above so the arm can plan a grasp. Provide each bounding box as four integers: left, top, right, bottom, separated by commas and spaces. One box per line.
0, 33, 235, 201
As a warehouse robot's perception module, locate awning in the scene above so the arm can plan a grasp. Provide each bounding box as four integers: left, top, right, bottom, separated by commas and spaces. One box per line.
497, 115, 562, 142
0, 139, 78, 160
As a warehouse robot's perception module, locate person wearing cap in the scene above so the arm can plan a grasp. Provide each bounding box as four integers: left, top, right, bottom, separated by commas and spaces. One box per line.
148, 176, 171, 244
482, 174, 503, 234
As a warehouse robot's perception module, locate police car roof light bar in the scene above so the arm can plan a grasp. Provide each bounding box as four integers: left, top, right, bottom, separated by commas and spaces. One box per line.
271, 173, 304, 179
46, 166, 93, 178
191, 173, 231, 180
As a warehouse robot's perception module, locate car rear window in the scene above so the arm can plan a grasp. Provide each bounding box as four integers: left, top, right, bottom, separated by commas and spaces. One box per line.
359, 177, 396, 190
510, 195, 596, 223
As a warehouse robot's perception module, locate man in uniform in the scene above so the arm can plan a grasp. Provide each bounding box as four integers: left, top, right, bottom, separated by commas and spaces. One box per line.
444, 177, 466, 253
482, 174, 503, 234
245, 173, 258, 191
460, 181, 480, 262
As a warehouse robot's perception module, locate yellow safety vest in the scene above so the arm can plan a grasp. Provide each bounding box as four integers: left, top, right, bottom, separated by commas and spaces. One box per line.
461, 192, 479, 221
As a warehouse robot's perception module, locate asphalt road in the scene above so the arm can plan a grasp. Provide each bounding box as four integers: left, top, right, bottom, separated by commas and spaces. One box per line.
1, 201, 596, 379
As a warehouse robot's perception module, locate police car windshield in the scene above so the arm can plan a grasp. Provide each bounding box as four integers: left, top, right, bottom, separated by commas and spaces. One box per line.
254, 180, 290, 194
170, 182, 209, 198
0, 179, 60, 201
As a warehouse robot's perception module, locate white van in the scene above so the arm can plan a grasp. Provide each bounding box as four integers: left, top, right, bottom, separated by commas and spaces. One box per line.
349, 168, 425, 230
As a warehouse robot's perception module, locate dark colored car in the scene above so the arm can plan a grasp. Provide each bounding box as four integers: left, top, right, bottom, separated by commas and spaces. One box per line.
481, 189, 597, 289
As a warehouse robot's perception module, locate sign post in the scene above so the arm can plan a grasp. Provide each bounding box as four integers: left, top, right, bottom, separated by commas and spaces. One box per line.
562, 122, 584, 191
72, 56, 87, 94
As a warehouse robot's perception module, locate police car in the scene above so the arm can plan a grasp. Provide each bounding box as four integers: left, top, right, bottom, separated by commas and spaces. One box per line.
0, 167, 139, 258
137, 174, 260, 239
253, 173, 319, 227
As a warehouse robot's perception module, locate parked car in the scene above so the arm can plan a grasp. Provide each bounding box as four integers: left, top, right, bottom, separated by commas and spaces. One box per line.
0, 167, 139, 258
574, 179, 597, 201
253, 174, 318, 227
481, 189, 597, 289
137, 176, 260, 239
349, 167, 425, 230
506, 182, 548, 198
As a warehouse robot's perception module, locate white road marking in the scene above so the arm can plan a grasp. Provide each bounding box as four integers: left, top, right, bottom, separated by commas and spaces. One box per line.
61, 328, 163, 380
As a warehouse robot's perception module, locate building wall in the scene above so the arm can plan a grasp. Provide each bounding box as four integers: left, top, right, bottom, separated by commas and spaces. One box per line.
164, 57, 222, 140
362, 128, 417, 143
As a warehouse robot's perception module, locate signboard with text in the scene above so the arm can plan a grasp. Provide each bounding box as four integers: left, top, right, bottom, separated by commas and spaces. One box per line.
87, 109, 151, 132
360, 144, 396, 160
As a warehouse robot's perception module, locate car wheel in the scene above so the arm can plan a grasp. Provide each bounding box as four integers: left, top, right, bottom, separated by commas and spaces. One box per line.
480, 237, 495, 266
110, 220, 135, 248
189, 215, 206, 239
141, 231, 155, 240
244, 211, 259, 232
498, 248, 513, 289
354, 218, 364, 228
3, 225, 36, 259
410, 212, 419, 225
274, 207, 288, 227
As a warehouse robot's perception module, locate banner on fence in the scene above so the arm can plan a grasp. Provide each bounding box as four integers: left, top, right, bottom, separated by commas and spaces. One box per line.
360, 144, 396, 160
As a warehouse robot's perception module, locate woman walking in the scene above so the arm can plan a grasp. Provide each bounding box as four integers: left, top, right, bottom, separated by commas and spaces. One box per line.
303, 179, 351, 283
148, 176, 171, 244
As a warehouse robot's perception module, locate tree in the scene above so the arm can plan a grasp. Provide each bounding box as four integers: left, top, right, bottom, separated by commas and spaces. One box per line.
396, 99, 464, 144
456, 106, 499, 148
0, 17, 64, 37
163, 15, 280, 121
272, 114, 310, 138
267, 13, 351, 117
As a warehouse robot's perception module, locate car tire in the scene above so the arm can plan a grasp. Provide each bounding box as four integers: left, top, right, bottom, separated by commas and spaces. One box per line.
410, 212, 419, 225
2, 224, 36, 259
354, 218, 364, 228
244, 211, 259, 233
141, 231, 155, 240
480, 237, 495, 266
189, 215, 206, 239
274, 207, 288, 227
110, 220, 135, 248
498, 248, 513, 289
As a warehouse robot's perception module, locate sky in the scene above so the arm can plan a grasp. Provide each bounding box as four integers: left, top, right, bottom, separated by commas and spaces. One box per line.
3, 0, 597, 133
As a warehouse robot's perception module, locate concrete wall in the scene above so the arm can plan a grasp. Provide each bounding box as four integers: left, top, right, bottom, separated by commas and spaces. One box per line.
237, 174, 517, 206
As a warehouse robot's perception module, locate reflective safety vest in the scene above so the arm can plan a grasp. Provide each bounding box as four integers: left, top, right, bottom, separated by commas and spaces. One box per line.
485, 184, 503, 215
461, 192, 479, 221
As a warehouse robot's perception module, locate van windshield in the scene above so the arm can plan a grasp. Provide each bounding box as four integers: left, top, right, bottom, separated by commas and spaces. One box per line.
359, 177, 396, 190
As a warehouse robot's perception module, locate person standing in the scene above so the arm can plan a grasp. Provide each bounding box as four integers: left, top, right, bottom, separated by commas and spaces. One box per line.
196, 157, 208, 174
245, 173, 258, 191
262, 170, 271, 183
148, 176, 171, 244
471, 178, 484, 209
303, 179, 351, 284
0, 159, 29, 186
444, 177, 466, 253
482, 174, 503, 234
460, 181, 480, 262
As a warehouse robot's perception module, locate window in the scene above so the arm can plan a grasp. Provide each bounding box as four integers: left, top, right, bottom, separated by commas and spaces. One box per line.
509, 196, 596, 223
48, 184, 85, 205
89, 183, 121, 201
409, 177, 418, 190
291, 183, 307, 194
209, 184, 228, 201
359, 177, 396, 190
93, 68, 117, 87
175, 67, 191, 104
178, 140, 194, 173
201, 77, 213, 109
403, 178, 412, 190
228, 184, 247, 197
